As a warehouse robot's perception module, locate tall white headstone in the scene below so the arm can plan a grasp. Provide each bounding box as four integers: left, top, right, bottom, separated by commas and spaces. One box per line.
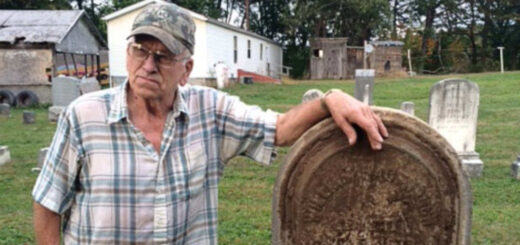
428, 78, 483, 177
354, 69, 374, 105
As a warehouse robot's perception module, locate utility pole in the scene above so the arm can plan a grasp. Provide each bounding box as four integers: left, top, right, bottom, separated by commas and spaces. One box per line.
497, 47, 504, 73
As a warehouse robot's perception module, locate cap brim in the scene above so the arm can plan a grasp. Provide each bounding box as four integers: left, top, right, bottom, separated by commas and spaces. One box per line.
127, 26, 187, 55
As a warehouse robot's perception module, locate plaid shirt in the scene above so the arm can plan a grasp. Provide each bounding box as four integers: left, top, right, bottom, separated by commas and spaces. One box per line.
32, 82, 277, 244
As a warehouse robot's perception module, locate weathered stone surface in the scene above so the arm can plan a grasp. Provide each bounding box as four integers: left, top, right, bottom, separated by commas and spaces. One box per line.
0, 146, 11, 166
38, 147, 49, 169
79, 77, 101, 94
48, 106, 65, 122
301, 89, 323, 103
400, 101, 415, 115
272, 108, 472, 245
428, 78, 483, 177
23, 111, 35, 124
0, 103, 9, 117
511, 154, 520, 180
52, 76, 81, 106
354, 69, 374, 105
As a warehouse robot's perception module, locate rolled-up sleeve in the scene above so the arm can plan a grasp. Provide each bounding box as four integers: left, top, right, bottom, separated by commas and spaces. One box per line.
32, 108, 83, 214
216, 93, 278, 165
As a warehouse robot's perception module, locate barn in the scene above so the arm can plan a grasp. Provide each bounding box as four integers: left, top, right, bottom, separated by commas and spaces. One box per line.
102, 0, 283, 87
0, 10, 106, 105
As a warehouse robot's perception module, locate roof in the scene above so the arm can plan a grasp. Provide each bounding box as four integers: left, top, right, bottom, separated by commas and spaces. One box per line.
0, 10, 106, 47
371, 41, 404, 47
101, 0, 281, 47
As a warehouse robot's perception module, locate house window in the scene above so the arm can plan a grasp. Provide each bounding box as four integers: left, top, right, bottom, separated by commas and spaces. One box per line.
247, 40, 251, 59
234, 36, 237, 64
260, 43, 263, 60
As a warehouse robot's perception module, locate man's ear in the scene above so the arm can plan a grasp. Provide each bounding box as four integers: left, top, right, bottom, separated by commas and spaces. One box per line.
179, 58, 193, 86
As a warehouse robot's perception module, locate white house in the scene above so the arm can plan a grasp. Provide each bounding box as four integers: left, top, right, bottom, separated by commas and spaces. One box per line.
102, 0, 283, 86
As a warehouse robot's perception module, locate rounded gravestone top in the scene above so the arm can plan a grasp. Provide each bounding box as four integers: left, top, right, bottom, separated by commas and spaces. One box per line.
272, 107, 472, 245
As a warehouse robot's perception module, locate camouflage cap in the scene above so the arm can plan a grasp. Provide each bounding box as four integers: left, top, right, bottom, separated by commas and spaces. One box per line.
128, 2, 196, 55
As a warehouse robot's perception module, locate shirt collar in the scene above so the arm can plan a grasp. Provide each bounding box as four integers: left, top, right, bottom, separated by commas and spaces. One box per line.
107, 80, 189, 124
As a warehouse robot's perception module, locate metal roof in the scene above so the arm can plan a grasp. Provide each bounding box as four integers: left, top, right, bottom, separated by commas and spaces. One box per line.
0, 10, 106, 47
371, 41, 404, 47
101, 0, 281, 47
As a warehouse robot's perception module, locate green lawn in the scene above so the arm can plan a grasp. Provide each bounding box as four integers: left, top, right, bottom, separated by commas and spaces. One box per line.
1, 72, 520, 244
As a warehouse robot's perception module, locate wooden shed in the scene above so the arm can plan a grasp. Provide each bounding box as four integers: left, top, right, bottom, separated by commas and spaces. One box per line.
309, 38, 404, 79
0, 10, 106, 105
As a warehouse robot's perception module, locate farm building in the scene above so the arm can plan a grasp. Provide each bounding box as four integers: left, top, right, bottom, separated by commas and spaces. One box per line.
0, 10, 107, 105
102, 0, 283, 87
310, 38, 404, 79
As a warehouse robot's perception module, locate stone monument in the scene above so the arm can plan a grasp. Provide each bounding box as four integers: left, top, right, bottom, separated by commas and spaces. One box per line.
272, 108, 472, 245
354, 69, 374, 105
48, 106, 64, 122
400, 101, 415, 115
52, 76, 81, 106
79, 77, 101, 94
0, 146, 11, 166
0, 103, 9, 117
23, 111, 35, 124
428, 78, 483, 177
511, 154, 520, 180
37, 147, 49, 169
302, 89, 323, 103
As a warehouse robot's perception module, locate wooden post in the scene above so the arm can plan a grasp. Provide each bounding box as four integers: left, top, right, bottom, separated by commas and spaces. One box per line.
407, 49, 413, 74
63, 53, 70, 76
71, 54, 78, 76
363, 41, 367, 69
497, 47, 504, 73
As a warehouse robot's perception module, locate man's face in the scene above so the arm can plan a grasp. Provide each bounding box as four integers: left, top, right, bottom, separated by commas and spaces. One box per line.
126, 35, 193, 101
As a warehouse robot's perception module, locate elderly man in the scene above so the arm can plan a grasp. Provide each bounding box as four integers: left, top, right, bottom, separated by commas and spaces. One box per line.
32, 2, 387, 244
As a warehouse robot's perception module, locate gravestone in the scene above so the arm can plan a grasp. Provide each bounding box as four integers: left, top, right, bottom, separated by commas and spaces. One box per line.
48, 106, 65, 122
302, 89, 323, 103
23, 111, 35, 124
37, 147, 49, 169
272, 108, 472, 245
0, 103, 9, 117
400, 101, 415, 115
354, 69, 374, 105
79, 77, 101, 94
52, 76, 81, 106
511, 154, 520, 180
0, 146, 11, 166
428, 78, 483, 177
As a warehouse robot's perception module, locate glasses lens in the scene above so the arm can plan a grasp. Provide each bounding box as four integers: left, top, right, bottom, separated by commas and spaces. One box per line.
131, 45, 148, 59
156, 53, 175, 65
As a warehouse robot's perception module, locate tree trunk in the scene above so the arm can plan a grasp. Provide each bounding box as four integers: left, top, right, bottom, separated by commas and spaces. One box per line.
419, 8, 436, 73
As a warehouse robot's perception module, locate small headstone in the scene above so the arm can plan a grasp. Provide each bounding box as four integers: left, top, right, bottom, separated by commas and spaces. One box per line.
37, 147, 49, 169
354, 69, 374, 105
52, 76, 81, 106
80, 77, 101, 94
23, 111, 35, 124
400, 101, 415, 115
511, 154, 520, 180
0, 103, 9, 117
0, 146, 11, 166
301, 89, 324, 103
48, 106, 65, 122
272, 108, 472, 245
428, 78, 483, 177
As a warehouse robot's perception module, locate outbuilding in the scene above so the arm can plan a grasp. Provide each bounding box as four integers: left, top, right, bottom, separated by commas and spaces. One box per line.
0, 10, 106, 105
102, 0, 283, 87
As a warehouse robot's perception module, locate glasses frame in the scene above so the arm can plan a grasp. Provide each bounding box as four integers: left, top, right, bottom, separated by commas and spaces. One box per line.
129, 42, 189, 67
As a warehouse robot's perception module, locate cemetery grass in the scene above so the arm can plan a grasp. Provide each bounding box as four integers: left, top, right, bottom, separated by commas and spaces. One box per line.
0, 72, 519, 244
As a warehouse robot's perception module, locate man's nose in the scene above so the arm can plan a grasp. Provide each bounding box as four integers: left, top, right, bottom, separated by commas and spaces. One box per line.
142, 54, 158, 72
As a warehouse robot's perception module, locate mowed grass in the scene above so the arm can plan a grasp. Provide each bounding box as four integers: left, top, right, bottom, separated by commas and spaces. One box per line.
1, 71, 520, 244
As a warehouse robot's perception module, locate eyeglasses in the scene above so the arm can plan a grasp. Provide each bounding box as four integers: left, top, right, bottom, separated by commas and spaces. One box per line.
129, 43, 188, 67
